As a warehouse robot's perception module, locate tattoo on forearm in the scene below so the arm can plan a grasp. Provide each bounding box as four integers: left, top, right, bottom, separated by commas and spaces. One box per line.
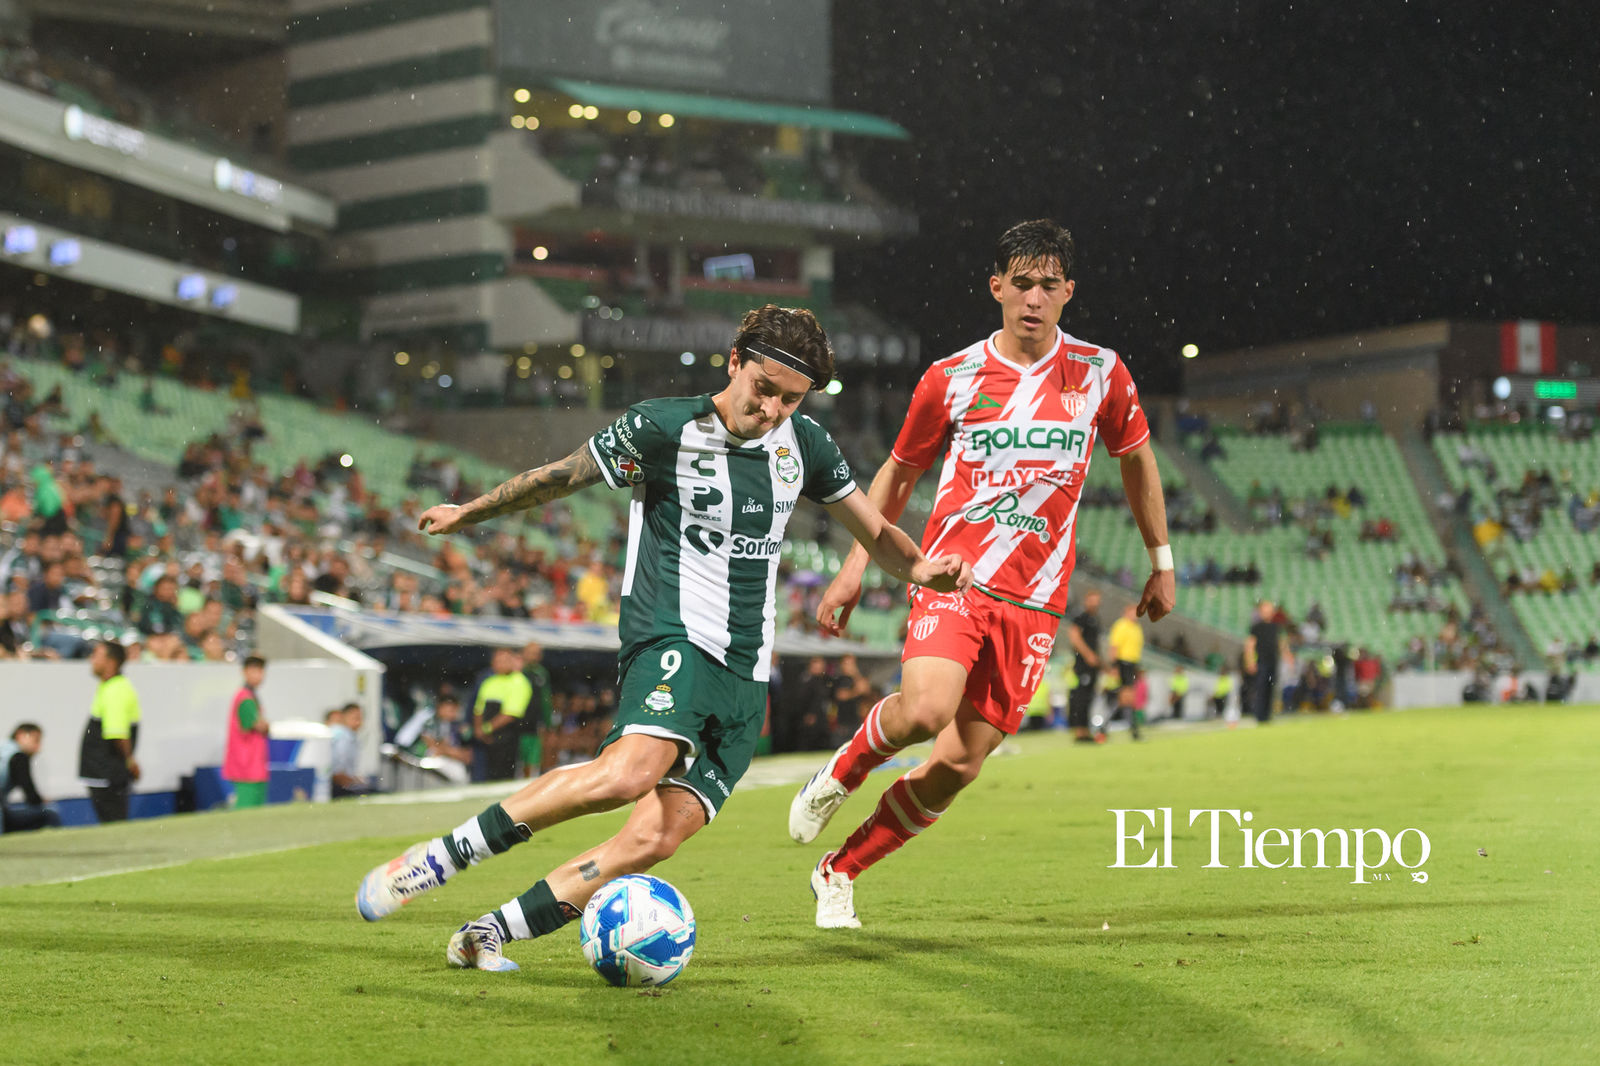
579, 860, 601, 881
468, 444, 604, 522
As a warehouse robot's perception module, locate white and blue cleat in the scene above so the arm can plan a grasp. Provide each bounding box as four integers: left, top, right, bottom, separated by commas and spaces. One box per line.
355, 842, 448, 921
788, 743, 853, 844
448, 917, 520, 972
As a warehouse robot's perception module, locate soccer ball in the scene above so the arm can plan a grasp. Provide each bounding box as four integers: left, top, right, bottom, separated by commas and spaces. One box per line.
579, 875, 696, 987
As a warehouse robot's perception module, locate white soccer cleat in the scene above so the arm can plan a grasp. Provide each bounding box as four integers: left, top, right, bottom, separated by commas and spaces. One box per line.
811, 852, 861, 929
447, 917, 520, 972
355, 842, 448, 921
789, 744, 853, 844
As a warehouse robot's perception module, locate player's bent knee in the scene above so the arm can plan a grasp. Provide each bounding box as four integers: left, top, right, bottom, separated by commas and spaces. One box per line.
901, 694, 958, 738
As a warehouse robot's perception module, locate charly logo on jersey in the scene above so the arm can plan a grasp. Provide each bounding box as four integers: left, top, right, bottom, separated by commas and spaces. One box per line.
684, 523, 782, 558
1061, 384, 1089, 421
644, 686, 675, 713
964, 422, 1089, 460
772, 446, 800, 485
963, 492, 1051, 542
966, 393, 1003, 417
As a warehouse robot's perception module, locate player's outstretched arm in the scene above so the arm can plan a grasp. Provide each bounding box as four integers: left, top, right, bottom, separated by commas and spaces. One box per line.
816, 457, 925, 633
1118, 441, 1176, 621
824, 489, 971, 603
418, 443, 604, 535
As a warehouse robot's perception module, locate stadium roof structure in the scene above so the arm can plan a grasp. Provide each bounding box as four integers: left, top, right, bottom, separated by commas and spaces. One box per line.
546, 78, 911, 140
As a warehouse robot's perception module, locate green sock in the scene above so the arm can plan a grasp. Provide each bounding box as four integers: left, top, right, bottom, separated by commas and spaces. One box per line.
492, 880, 580, 941
441, 804, 529, 871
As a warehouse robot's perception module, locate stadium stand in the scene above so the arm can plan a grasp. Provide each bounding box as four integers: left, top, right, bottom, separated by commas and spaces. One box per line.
1079, 425, 1472, 666
1432, 421, 1600, 665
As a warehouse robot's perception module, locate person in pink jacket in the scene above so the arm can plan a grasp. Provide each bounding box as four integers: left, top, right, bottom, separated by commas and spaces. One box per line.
223, 656, 269, 808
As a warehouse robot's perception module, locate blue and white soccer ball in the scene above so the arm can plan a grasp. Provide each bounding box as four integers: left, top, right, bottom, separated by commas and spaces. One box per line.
579, 874, 696, 987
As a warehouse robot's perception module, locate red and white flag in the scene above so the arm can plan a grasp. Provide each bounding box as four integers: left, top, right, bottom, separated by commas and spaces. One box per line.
1500, 320, 1557, 374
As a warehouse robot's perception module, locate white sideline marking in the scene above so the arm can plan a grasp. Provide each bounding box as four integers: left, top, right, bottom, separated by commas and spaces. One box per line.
36, 843, 314, 886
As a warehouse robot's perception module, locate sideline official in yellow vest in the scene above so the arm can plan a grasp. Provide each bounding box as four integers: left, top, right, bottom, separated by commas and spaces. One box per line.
473, 646, 534, 782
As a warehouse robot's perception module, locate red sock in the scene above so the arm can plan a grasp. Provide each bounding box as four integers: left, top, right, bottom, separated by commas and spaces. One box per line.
832, 697, 902, 793
829, 774, 943, 880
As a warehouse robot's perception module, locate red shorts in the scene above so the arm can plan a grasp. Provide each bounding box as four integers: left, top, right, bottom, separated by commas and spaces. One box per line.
903, 588, 1062, 735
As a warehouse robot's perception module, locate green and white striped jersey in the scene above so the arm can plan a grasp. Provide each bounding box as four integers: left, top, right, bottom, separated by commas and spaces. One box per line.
588, 395, 857, 682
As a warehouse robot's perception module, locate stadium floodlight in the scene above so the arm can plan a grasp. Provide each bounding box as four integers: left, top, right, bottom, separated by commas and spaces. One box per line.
49, 240, 81, 267
3, 225, 37, 255
175, 274, 206, 302
568, 104, 584, 119
825, 380, 843, 396
438, 375, 453, 388
339, 453, 354, 467
532, 246, 549, 260
680, 352, 696, 366
395, 351, 410, 366
511, 115, 526, 129
513, 88, 531, 103
1492, 376, 1512, 400
659, 113, 676, 128
1182, 343, 1199, 359
627, 110, 642, 124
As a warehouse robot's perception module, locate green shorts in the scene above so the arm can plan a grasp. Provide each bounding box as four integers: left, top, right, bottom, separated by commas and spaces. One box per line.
600, 639, 769, 821
231, 780, 268, 809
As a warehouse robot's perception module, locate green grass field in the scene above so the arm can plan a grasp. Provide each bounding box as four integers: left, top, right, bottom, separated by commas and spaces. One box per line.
3, 706, 1597, 1066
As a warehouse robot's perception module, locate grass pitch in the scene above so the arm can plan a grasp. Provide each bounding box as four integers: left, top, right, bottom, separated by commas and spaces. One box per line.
2, 706, 1596, 1066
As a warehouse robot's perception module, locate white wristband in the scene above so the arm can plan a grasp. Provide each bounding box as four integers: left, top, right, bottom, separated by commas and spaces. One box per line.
1148, 544, 1174, 571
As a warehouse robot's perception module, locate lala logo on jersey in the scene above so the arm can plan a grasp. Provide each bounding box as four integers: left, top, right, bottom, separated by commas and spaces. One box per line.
1062, 384, 1089, 421
772, 446, 800, 485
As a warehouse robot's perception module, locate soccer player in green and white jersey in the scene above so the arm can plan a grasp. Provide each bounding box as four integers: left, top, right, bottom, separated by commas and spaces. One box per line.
356, 305, 972, 971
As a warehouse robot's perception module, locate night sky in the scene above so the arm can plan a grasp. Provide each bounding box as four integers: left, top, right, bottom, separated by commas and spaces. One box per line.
831, 1, 1598, 392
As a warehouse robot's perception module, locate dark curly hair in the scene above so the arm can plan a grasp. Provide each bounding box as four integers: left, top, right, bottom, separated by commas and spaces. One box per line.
733, 305, 835, 392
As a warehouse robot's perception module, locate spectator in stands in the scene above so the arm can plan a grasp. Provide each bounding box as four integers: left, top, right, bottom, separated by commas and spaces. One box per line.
77, 640, 141, 822
470, 646, 533, 782
395, 693, 473, 785
222, 655, 270, 809
26, 559, 69, 615
137, 574, 185, 636
1, 722, 60, 832
328, 704, 378, 798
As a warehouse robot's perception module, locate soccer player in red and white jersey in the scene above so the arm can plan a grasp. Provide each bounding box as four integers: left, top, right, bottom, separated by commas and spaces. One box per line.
790, 218, 1177, 928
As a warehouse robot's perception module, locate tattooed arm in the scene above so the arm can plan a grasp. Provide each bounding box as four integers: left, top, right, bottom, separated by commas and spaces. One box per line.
417, 443, 604, 535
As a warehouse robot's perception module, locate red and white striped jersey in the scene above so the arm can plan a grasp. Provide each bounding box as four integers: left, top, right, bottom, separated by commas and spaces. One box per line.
891, 329, 1150, 616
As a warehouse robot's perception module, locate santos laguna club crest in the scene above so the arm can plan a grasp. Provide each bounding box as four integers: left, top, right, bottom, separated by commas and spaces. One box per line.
773, 446, 800, 485
1062, 384, 1089, 420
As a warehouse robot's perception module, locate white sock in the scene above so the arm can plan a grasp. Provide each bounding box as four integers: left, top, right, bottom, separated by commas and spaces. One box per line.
427, 814, 492, 876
